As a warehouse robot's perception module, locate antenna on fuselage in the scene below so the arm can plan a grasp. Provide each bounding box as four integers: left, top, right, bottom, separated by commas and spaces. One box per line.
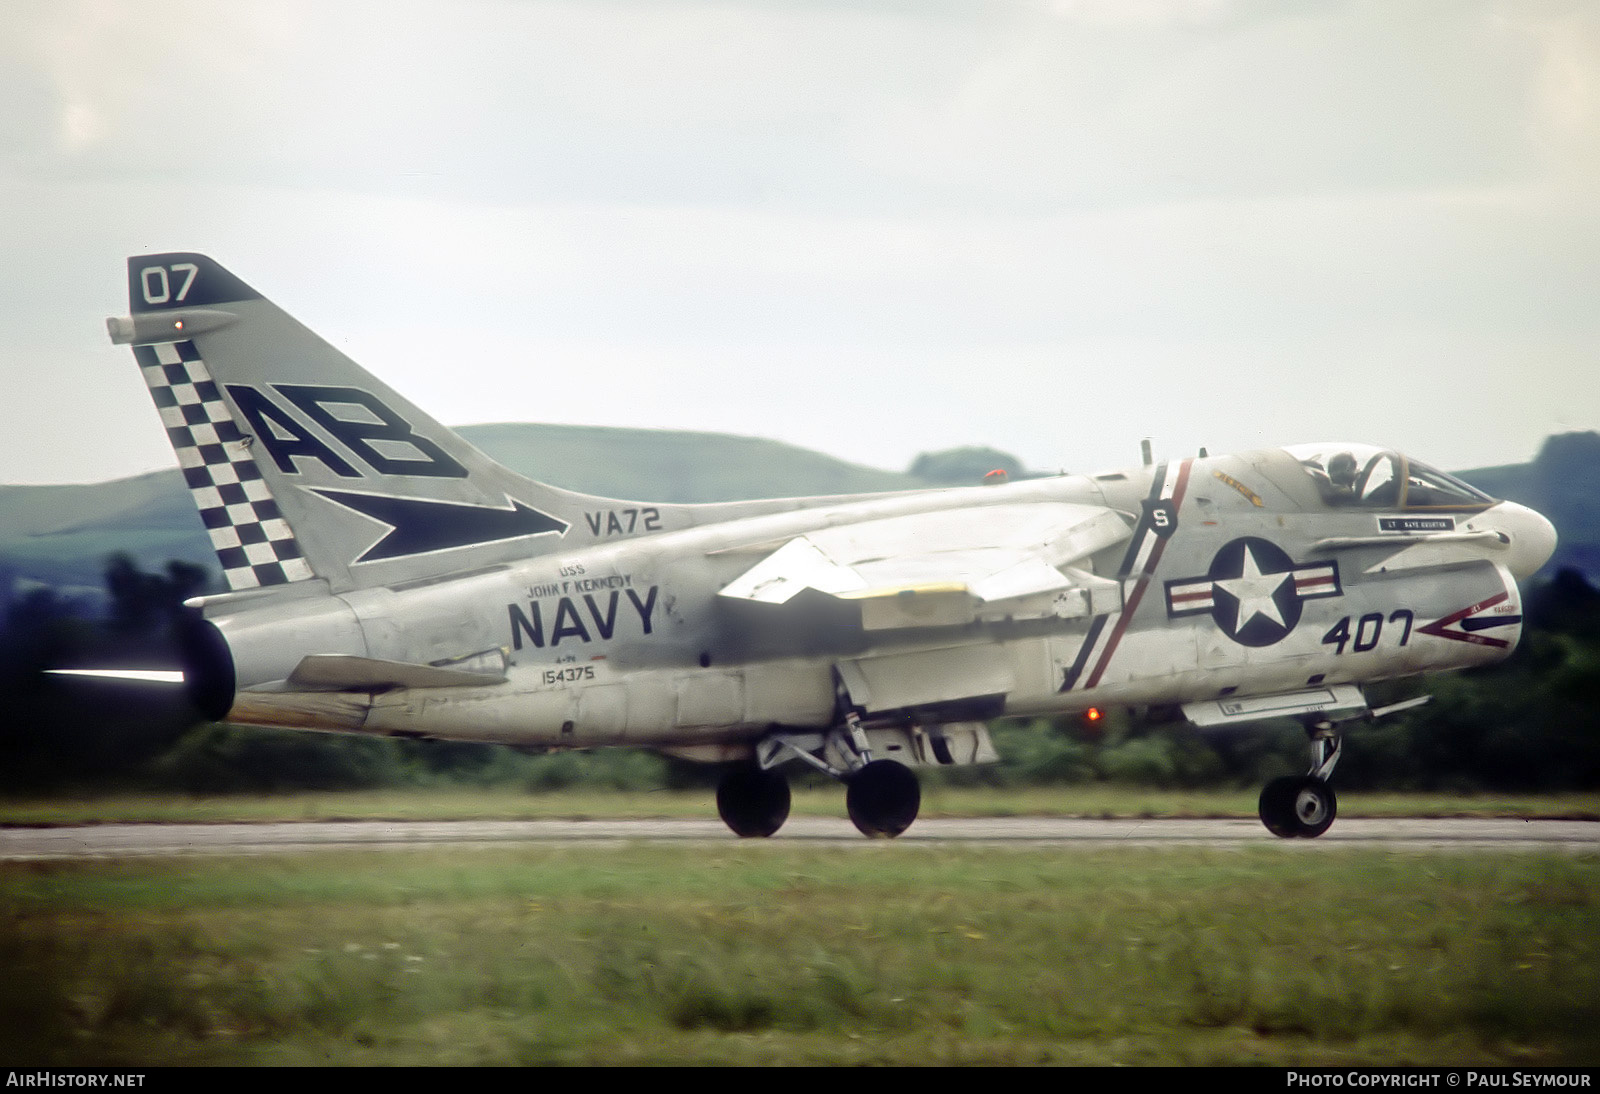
1140, 438, 1153, 467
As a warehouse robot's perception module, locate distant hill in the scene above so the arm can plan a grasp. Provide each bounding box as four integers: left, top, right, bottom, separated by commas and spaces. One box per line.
2, 427, 1594, 610
460, 423, 923, 502
0, 471, 207, 598
0, 423, 927, 608
1456, 432, 1600, 582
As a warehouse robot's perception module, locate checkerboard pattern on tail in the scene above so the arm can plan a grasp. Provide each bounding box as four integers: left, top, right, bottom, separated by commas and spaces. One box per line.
134, 340, 313, 590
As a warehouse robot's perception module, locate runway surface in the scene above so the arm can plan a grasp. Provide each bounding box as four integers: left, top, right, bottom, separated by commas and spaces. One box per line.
1, 817, 1596, 859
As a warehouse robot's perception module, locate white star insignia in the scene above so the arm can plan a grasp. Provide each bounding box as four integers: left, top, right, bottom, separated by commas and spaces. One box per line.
1214, 544, 1290, 633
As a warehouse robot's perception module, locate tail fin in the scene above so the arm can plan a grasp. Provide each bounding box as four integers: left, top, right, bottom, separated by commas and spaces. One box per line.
109, 253, 578, 593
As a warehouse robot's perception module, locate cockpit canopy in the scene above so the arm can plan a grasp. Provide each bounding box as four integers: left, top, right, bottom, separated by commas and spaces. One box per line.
1283, 444, 1496, 511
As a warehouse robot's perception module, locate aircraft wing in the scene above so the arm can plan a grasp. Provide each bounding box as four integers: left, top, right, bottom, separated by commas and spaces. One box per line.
718, 502, 1131, 629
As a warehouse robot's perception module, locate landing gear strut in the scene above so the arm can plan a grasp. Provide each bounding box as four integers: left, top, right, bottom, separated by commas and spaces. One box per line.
1258, 721, 1342, 839
715, 765, 791, 838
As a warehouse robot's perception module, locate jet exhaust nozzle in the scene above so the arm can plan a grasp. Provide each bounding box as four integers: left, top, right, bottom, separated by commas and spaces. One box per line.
177, 614, 236, 721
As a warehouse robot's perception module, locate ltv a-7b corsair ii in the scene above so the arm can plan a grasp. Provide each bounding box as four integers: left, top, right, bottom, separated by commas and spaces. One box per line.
106, 253, 1558, 839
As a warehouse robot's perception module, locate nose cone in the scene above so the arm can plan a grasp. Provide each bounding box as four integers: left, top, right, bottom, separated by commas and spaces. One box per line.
1481, 501, 1558, 579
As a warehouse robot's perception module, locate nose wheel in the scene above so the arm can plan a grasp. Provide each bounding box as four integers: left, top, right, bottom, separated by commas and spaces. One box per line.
1259, 721, 1342, 839
1259, 775, 1337, 838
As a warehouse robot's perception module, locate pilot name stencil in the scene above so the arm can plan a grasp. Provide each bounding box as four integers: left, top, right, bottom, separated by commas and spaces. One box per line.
1379, 516, 1455, 533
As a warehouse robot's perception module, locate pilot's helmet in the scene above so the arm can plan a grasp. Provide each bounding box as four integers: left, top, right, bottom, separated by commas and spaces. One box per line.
1328, 452, 1357, 488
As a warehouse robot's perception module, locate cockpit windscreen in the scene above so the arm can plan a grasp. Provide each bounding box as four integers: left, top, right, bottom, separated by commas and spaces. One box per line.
1284, 444, 1494, 511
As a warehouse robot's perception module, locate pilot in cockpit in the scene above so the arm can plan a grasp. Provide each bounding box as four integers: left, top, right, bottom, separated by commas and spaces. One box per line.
1326, 451, 1358, 500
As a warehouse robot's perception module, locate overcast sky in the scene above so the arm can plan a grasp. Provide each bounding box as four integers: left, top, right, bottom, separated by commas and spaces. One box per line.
4, 0, 1597, 486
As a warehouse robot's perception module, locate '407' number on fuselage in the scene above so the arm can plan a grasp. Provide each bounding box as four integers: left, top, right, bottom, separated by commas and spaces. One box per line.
1322, 610, 1414, 655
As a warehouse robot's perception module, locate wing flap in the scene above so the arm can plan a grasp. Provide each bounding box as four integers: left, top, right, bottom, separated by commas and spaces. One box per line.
840, 584, 977, 630
719, 502, 1130, 630
839, 644, 1014, 712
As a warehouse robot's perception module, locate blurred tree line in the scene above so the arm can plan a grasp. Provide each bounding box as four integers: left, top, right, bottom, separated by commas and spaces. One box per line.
1, 555, 1596, 797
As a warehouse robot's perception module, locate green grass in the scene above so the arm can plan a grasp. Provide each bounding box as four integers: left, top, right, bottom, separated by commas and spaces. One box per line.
1, 845, 1596, 1065
1, 786, 1595, 826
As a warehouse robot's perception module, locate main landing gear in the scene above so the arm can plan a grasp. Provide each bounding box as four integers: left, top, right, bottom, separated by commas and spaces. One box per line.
715, 712, 925, 839
1258, 721, 1342, 838
715, 765, 791, 838
845, 759, 921, 838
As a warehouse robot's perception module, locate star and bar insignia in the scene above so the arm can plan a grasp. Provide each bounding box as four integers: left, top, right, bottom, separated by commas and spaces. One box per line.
1165, 537, 1342, 647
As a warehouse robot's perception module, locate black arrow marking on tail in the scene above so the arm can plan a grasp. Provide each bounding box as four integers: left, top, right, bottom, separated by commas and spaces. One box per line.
313, 490, 569, 563
1461, 614, 1521, 632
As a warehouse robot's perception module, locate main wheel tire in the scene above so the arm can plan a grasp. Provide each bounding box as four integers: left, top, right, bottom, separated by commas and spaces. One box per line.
1288, 775, 1337, 838
845, 759, 921, 838
716, 766, 791, 838
1258, 776, 1300, 838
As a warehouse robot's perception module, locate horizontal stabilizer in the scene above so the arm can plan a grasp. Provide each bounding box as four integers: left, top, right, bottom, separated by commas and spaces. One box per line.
286, 652, 507, 691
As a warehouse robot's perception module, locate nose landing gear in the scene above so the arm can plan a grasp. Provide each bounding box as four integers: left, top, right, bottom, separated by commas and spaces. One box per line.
1258, 773, 1338, 838
1258, 721, 1342, 839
